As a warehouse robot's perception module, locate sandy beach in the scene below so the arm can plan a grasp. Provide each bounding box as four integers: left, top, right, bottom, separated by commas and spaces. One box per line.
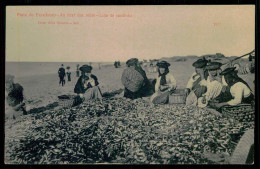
5, 57, 255, 164
6, 58, 254, 110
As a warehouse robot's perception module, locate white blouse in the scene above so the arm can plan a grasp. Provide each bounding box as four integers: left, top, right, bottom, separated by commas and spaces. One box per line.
155, 73, 177, 92
186, 72, 207, 89
227, 82, 252, 106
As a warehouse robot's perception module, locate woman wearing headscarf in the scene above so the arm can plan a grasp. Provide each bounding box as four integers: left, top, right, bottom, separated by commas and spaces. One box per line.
66, 66, 71, 82
209, 67, 254, 109
123, 58, 152, 99
185, 58, 208, 106
5, 74, 27, 120
74, 65, 102, 103
197, 61, 224, 107
150, 61, 177, 104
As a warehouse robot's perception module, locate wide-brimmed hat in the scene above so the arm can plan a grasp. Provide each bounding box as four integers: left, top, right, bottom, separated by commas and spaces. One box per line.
220, 67, 237, 76
192, 58, 208, 68
79, 65, 92, 73
156, 61, 171, 68
126, 58, 138, 67
66, 66, 70, 69
205, 60, 222, 70
5, 74, 14, 83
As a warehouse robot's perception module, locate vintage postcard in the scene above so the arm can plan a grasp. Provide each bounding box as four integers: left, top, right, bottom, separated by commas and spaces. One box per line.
5, 5, 255, 164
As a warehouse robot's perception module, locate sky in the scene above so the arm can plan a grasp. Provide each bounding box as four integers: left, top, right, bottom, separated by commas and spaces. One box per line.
6, 5, 255, 62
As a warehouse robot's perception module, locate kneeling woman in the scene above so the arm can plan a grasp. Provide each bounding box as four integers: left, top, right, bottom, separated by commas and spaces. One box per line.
74, 65, 102, 103
209, 67, 254, 109
150, 61, 177, 104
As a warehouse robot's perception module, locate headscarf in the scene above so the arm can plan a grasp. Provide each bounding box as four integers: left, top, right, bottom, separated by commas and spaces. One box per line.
192, 58, 208, 68
205, 60, 222, 71
79, 65, 92, 73
126, 58, 138, 67
156, 61, 171, 86
221, 67, 252, 91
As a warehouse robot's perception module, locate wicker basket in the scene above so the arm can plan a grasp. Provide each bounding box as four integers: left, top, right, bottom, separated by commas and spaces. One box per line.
58, 95, 75, 108
121, 68, 144, 92
220, 104, 255, 122
169, 89, 186, 104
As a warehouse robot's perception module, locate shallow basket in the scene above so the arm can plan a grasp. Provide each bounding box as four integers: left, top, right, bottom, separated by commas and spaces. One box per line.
220, 104, 255, 122
58, 95, 75, 108
121, 67, 144, 92
59, 99, 74, 108
169, 89, 186, 104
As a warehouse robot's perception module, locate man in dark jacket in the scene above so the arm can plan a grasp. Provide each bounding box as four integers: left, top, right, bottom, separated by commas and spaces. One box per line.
58, 64, 66, 86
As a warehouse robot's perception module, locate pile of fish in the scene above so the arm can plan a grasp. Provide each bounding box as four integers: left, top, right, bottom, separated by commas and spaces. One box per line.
5, 97, 254, 164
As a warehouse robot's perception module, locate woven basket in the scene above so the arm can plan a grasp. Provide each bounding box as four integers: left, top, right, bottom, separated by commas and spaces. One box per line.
121, 68, 144, 92
58, 95, 75, 108
59, 99, 74, 108
169, 89, 186, 104
220, 104, 254, 122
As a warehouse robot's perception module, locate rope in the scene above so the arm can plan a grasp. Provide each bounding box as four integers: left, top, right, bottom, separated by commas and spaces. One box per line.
223, 50, 255, 65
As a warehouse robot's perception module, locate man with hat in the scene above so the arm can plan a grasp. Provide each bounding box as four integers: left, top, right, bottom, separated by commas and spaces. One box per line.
185, 58, 208, 106
123, 58, 152, 99
208, 67, 254, 109
74, 64, 102, 104
150, 61, 177, 104
58, 64, 66, 86
5, 74, 27, 120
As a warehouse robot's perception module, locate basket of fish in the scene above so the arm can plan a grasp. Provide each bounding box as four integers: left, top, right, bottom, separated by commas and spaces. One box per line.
219, 104, 255, 122
58, 95, 76, 108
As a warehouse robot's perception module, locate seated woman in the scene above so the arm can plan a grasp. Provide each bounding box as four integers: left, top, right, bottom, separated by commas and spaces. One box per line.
74, 65, 102, 104
208, 67, 254, 109
185, 58, 208, 106
150, 61, 177, 104
123, 58, 152, 99
5, 74, 27, 120
197, 61, 224, 107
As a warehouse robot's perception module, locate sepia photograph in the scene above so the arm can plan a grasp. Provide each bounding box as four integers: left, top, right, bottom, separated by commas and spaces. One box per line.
5, 5, 255, 164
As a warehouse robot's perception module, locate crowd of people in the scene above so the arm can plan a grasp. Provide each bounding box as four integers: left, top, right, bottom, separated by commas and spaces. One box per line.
70, 57, 254, 109
185, 59, 254, 109
5, 56, 255, 120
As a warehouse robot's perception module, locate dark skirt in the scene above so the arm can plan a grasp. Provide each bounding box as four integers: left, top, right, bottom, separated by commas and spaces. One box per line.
242, 93, 254, 104
124, 81, 153, 100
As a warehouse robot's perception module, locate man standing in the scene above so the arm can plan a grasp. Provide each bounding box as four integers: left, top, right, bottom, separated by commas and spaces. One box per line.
58, 64, 66, 86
